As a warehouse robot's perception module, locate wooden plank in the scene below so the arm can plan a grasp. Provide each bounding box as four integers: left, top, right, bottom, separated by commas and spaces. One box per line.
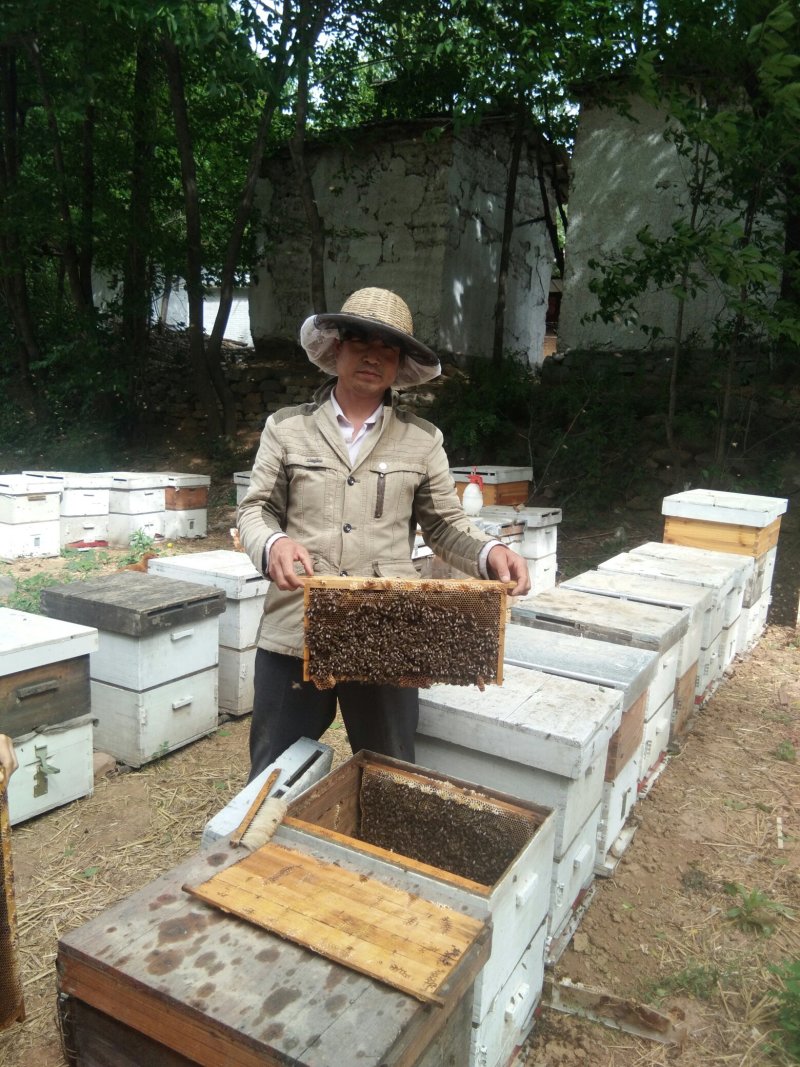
672, 661, 699, 739
663, 515, 781, 557
0, 655, 90, 737
604, 691, 646, 782
164, 486, 208, 510
286, 757, 362, 836
185, 842, 486, 1004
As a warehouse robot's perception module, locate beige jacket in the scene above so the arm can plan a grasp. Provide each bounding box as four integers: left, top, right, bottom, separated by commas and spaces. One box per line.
237, 380, 495, 658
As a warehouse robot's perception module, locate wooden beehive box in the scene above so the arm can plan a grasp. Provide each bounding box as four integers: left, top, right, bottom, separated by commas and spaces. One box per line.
450, 466, 532, 507
57, 828, 489, 1067
302, 577, 509, 689
661, 489, 787, 557
0, 608, 97, 738
279, 752, 556, 1067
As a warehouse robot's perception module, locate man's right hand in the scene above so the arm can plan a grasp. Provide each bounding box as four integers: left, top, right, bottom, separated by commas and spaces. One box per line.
267, 537, 315, 590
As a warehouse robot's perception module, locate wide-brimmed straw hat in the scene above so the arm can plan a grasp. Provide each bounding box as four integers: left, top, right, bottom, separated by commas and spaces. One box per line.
300, 287, 441, 388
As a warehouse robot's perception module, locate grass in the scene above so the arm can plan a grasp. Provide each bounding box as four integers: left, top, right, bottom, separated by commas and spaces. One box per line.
724, 883, 794, 937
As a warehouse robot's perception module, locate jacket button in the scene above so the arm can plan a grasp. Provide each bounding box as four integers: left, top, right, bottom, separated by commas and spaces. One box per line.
347, 476, 355, 486
340, 570, 348, 576
343, 523, 352, 533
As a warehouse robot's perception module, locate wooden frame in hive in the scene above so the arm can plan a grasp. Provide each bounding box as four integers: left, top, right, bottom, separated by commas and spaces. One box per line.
302, 576, 509, 689
0, 774, 24, 1030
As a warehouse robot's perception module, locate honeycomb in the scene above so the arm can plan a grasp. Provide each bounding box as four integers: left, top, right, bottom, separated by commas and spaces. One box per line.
303, 577, 507, 689
0, 780, 24, 1030
358, 764, 537, 886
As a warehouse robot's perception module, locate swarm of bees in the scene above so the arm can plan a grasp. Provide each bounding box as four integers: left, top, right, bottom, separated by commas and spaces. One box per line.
357, 767, 536, 886
303, 578, 507, 690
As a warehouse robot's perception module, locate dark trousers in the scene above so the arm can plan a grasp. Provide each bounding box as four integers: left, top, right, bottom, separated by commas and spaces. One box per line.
248, 648, 419, 782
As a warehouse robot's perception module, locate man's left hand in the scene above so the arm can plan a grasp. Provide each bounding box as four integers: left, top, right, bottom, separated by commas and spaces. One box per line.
486, 545, 531, 597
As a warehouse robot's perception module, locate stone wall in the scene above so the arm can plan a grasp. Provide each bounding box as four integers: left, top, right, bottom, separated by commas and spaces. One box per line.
251, 118, 556, 367
558, 98, 779, 354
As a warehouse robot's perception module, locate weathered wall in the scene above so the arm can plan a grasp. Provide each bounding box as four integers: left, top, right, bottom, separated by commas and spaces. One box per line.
558, 99, 729, 352
250, 120, 554, 366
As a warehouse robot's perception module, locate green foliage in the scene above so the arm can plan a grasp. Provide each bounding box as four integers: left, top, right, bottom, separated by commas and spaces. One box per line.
118, 529, 159, 566
769, 959, 800, 1060
646, 961, 723, 1002
429, 356, 537, 464
774, 740, 797, 763
2, 573, 69, 615
724, 883, 793, 936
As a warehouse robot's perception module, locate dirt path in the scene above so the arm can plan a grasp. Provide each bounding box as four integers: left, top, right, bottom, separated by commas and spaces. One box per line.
0, 487, 797, 1066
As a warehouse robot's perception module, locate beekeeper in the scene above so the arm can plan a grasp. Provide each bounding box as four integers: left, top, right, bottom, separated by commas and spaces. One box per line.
237, 287, 530, 780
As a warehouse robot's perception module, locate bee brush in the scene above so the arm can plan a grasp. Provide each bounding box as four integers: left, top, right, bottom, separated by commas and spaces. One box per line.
229, 750, 323, 852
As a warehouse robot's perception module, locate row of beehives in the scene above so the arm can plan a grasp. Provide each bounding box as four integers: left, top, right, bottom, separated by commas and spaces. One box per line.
0, 549, 269, 824
406, 488, 787, 1066
0, 469, 211, 559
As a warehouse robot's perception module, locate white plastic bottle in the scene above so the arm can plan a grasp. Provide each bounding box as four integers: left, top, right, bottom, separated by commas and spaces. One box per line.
462, 470, 484, 516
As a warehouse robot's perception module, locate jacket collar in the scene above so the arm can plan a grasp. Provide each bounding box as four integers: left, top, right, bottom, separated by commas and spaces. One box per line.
312, 379, 396, 470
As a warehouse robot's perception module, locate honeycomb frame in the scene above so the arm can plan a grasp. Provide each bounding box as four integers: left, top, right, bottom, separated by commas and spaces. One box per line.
302, 576, 509, 690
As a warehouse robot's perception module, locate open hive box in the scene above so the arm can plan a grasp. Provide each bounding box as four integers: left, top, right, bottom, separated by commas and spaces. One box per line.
302, 577, 509, 689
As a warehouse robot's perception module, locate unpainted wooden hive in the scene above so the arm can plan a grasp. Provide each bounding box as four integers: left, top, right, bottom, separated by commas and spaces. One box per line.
302, 577, 508, 690
0, 780, 24, 1030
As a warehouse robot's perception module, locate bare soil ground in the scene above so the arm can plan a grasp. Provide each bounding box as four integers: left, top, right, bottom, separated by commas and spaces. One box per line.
0, 451, 797, 1067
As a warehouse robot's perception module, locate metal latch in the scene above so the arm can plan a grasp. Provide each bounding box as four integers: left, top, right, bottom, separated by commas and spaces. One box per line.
33, 744, 60, 797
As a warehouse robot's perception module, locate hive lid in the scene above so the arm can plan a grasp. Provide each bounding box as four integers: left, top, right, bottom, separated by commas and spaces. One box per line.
0, 608, 98, 673
148, 550, 268, 599
156, 471, 211, 488
40, 572, 225, 636
450, 465, 532, 483
510, 586, 689, 653
503, 622, 657, 709
233, 470, 251, 485
562, 569, 716, 615
419, 664, 623, 778
104, 471, 172, 491
662, 489, 788, 526
22, 470, 115, 490
625, 542, 754, 584
0, 475, 61, 497
480, 505, 562, 528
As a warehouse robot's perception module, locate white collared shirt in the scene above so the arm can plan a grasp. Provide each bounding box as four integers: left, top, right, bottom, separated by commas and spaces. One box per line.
329, 391, 384, 464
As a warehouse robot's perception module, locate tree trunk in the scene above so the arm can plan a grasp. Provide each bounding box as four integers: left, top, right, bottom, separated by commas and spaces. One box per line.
288, 4, 330, 314
161, 34, 224, 438
204, 0, 296, 437
78, 99, 95, 309
24, 37, 91, 317
492, 98, 526, 366
535, 142, 564, 277
123, 30, 157, 409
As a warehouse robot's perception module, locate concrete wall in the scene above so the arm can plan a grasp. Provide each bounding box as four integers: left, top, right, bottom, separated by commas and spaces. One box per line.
558, 99, 728, 352
250, 120, 554, 366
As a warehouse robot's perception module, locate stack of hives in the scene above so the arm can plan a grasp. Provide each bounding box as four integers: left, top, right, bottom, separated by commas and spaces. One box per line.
148, 549, 268, 717
0, 608, 97, 825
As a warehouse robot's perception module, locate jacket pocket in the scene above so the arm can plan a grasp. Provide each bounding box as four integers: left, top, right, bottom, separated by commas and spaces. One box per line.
373, 559, 421, 579
368, 460, 426, 519
284, 452, 338, 530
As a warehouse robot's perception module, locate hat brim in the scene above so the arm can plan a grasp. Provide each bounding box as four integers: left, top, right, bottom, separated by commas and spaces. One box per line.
300, 313, 441, 388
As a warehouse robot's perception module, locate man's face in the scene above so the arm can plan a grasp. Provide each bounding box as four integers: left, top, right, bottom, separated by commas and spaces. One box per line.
334, 329, 402, 400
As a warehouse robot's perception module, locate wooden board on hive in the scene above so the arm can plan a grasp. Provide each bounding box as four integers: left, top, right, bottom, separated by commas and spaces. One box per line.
302, 577, 509, 689
663, 515, 781, 557
184, 840, 487, 1004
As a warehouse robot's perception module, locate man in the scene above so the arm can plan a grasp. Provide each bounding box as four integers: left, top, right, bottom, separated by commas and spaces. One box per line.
0, 734, 18, 782
237, 287, 530, 781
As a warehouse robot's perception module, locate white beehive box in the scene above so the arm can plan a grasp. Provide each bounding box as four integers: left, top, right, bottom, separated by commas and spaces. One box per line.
107, 510, 166, 547
0, 608, 98, 738
234, 470, 251, 505
737, 591, 771, 651
510, 587, 688, 716
662, 489, 787, 527
0, 476, 61, 561
279, 752, 557, 1067
90, 668, 218, 767
597, 752, 640, 870
743, 546, 777, 608
7, 714, 94, 824
40, 572, 225, 766
106, 471, 170, 514
23, 470, 112, 548
548, 802, 601, 940
23, 470, 112, 516
471, 917, 547, 1067
159, 472, 211, 540
415, 664, 621, 943
147, 550, 268, 716
164, 509, 208, 540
